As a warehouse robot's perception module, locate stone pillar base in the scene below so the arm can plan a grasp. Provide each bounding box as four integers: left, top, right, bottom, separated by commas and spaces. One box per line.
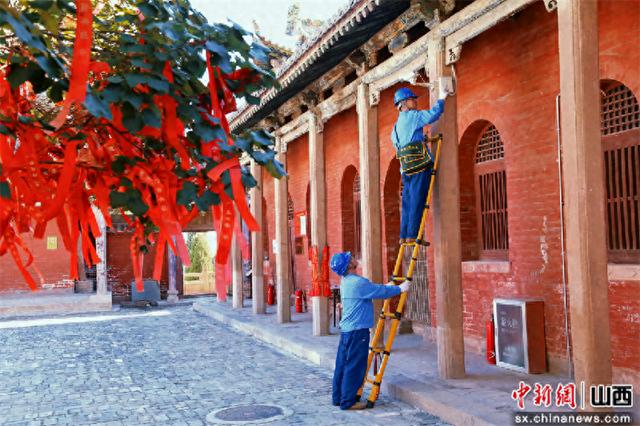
312, 296, 329, 336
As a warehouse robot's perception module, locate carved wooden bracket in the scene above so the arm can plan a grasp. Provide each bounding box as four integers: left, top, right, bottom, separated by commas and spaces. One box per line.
301, 90, 319, 107
543, 0, 557, 12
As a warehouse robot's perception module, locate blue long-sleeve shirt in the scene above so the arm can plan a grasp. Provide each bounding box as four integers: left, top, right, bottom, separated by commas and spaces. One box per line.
391, 99, 445, 150
339, 274, 401, 332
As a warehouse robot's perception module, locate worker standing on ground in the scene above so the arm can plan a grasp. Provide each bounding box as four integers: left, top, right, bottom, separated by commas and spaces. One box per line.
330, 252, 410, 410
392, 85, 449, 244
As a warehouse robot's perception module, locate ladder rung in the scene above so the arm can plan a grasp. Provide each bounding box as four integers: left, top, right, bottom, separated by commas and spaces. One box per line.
390, 276, 412, 282
369, 347, 391, 356
379, 311, 402, 320
365, 377, 375, 385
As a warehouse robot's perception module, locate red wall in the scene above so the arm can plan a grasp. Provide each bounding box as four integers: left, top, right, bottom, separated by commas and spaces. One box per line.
285, 134, 312, 294
0, 223, 72, 293
106, 232, 177, 301
324, 107, 360, 286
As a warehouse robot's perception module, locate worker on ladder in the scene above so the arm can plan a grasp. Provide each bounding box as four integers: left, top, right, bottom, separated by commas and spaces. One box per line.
392, 85, 449, 244
329, 251, 410, 410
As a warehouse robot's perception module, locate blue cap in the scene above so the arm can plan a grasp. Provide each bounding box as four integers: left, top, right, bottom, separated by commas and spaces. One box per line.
394, 87, 418, 106
330, 252, 352, 276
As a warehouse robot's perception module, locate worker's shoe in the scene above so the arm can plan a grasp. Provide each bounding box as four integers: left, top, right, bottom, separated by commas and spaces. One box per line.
346, 401, 367, 410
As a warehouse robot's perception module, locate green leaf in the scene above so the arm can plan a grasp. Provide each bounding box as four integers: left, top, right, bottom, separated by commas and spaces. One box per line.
250, 42, 270, 64
250, 130, 273, 147
124, 73, 148, 87
3, 13, 32, 44
128, 197, 148, 216
141, 106, 161, 128
146, 78, 169, 93
109, 190, 128, 208
234, 137, 250, 152
31, 0, 54, 9
245, 93, 261, 105
0, 125, 11, 135
0, 182, 11, 199
124, 73, 169, 93
34, 55, 62, 79
84, 92, 113, 120
7, 62, 39, 88
205, 40, 227, 56
122, 114, 143, 134
195, 190, 220, 211
138, 3, 158, 19
177, 181, 198, 206
194, 122, 226, 143
130, 58, 154, 70
18, 115, 35, 124
48, 83, 64, 102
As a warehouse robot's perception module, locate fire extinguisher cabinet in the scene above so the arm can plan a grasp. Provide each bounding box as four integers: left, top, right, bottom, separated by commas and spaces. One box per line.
493, 299, 547, 374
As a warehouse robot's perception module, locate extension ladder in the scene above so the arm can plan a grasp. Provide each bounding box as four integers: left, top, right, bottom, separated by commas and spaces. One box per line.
357, 134, 442, 408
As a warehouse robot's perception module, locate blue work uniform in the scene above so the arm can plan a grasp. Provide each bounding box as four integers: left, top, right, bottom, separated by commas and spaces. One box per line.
332, 274, 401, 409
391, 99, 445, 239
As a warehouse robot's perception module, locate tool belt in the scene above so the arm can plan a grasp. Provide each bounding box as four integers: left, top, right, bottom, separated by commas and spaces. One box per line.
396, 141, 433, 175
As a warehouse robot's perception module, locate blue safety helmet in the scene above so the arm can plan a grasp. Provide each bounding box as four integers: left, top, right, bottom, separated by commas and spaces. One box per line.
394, 87, 418, 106
330, 252, 352, 276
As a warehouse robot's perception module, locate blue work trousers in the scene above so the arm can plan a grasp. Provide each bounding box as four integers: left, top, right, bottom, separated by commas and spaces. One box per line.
400, 166, 433, 239
332, 328, 369, 409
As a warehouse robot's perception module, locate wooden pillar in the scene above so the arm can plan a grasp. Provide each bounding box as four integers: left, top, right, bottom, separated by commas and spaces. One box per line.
427, 37, 465, 379
275, 137, 292, 323
356, 83, 386, 337
356, 83, 383, 284
557, 0, 612, 404
92, 205, 109, 296
309, 112, 330, 335
232, 233, 243, 309
251, 161, 266, 314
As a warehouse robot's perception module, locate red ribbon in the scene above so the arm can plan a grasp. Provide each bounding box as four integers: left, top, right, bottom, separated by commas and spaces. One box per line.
52, 0, 93, 128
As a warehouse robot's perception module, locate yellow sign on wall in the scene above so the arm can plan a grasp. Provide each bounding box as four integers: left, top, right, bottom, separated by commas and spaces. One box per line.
46, 236, 57, 250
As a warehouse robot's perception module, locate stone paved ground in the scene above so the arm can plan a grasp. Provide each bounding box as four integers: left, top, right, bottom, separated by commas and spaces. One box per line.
0, 306, 450, 425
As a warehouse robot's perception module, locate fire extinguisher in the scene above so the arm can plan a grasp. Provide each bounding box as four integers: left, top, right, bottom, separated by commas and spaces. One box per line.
295, 289, 303, 313
267, 283, 275, 305
486, 315, 496, 364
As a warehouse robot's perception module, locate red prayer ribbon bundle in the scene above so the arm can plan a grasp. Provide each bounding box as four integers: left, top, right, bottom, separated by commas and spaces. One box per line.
309, 245, 331, 297
0, 2, 262, 293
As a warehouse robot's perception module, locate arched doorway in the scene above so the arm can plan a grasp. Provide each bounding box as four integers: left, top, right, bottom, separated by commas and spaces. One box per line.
383, 158, 430, 324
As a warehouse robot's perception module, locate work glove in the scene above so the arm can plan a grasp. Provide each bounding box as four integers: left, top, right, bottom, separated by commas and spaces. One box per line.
438, 83, 449, 101
399, 280, 411, 293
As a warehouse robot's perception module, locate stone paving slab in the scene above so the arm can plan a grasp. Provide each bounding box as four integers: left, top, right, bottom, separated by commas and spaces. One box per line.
194, 299, 640, 426
0, 305, 449, 425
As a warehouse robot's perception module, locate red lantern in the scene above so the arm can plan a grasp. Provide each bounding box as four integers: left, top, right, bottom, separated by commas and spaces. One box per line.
295, 289, 303, 313
267, 283, 276, 306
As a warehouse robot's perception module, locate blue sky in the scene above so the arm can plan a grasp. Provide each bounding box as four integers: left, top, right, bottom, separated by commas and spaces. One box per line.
189, 0, 349, 50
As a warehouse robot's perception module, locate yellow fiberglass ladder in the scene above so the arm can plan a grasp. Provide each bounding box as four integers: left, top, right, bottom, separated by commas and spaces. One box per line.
357, 133, 442, 408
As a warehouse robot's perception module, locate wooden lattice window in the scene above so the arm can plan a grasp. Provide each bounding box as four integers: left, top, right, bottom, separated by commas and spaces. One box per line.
475, 125, 509, 259
475, 125, 504, 163
353, 174, 362, 259
601, 84, 640, 136
601, 82, 640, 263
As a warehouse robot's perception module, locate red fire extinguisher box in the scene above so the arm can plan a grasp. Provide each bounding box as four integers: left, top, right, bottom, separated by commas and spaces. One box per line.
493, 299, 547, 374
